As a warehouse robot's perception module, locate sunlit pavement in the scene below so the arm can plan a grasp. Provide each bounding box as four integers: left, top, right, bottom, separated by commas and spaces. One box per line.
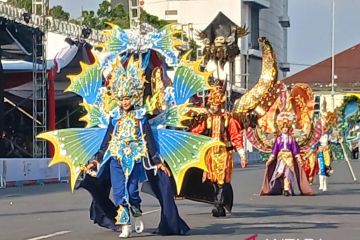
0, 160, 359, 240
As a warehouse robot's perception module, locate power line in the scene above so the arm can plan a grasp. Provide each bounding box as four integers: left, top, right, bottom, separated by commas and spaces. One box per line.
280, 62, 360, 70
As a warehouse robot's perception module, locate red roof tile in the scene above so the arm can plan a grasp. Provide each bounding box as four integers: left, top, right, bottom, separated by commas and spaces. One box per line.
284, 43, 360, 90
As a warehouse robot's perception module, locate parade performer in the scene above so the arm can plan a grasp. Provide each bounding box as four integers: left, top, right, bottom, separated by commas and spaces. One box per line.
188, 85, 247, 217
37, 23, 192, 238
303, 105, 337, 186
316, 134, 333, 191
303, 145, 318, 184
84, 58, 188, 237
167, 12, 250, 217
260, 112, 313, 196
229, 37, 321, 196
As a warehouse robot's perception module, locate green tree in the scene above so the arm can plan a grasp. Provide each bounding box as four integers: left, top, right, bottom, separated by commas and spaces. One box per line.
80, 2, 129, 30
140, 8, 168, 29
79, 1, 169, 30
96, 1, 129, 29
69, 18, 81, 25
7, 0, 32, 12
50, 5, 70, 21
81, 10, 98, 29
7, 0, 70, 20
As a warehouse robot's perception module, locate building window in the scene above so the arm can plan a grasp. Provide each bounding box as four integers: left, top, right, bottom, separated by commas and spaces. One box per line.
167, 19, 178, 24
165, 10, 178, 15
250, 5, 260, 50
132, 9, 138, 18
314, 95, 321, 117
131, 0, 138, 7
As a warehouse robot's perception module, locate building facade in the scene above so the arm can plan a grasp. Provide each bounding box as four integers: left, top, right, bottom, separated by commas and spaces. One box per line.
143, 0, 290, 90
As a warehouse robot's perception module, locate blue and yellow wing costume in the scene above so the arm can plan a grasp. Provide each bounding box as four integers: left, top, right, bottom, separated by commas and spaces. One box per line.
38, 57, 110, 191
38, 23, 222, 195
149, 54, 223, 194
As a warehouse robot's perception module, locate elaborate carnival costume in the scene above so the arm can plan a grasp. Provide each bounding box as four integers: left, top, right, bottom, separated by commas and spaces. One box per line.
260, 112, 313, 196
228, 36, 321, 196
303, 144, 319, 184
86, 58, 164, 237
316, 134, 333, 191
303, 99, 338, 185
255, 84, 319, 196
37, 24, 193, 237
170, 12, 250, 217
189, 86, 247, 217
304, 94, 360, 187
336, 95, 360, 181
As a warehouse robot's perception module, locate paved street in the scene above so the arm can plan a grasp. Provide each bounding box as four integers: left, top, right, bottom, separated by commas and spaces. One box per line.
0, 160, 359, 240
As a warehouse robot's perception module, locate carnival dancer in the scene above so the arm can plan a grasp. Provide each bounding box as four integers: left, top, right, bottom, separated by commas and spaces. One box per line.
188, 85, 248, 217
260, 112, 313, 196
303, 145, 319, 185
38, 56, 189, 238
37, 21, 195, 237
85, 94, 153, 237
84, 60, 189, 237
316, 134, 333, 191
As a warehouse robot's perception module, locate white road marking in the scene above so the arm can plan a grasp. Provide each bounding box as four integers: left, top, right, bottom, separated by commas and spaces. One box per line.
142, 208, 161, 215
26, 231, 71, 240
25, 209, 159, 239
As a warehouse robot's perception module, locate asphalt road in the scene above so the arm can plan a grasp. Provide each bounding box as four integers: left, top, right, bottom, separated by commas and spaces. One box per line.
1, 160, 359, 240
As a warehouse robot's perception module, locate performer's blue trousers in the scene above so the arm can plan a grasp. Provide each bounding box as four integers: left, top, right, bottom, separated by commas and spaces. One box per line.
109, 157, 142, 217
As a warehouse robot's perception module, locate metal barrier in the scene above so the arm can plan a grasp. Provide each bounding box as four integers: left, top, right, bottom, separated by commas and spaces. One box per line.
0, 158, 69, 188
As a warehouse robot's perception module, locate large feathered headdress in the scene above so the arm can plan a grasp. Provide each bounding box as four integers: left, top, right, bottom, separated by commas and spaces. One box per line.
108, 56, 145, 107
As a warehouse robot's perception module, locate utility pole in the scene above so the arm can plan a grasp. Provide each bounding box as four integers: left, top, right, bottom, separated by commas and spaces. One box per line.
331, 0, 335, 110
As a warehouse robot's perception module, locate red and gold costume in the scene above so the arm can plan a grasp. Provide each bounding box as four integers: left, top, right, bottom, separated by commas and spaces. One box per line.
186, 86, 246, 217
303, 145, 319, 184
191, 111, 244, 184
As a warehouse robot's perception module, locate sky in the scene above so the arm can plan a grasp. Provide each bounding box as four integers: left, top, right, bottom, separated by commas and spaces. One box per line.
50, 0, 360, 76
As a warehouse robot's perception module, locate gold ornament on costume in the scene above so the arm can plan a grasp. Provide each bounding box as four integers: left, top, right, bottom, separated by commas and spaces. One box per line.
232, 37, 278, 116
208, 86, 226, 106
276, 111, 295, 131
108, 56, 145, 107
151, 67, 167, 112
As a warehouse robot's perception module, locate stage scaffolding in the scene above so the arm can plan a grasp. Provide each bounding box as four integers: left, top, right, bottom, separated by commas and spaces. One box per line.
31, 0, 47, 158
0, 1, 103, 157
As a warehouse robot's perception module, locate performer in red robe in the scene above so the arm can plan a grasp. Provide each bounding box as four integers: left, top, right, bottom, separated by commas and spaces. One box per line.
188, 86, 248, 217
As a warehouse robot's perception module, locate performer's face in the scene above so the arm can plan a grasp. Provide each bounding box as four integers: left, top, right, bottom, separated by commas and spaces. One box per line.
209, 104, 221, 114
155, 69, 161, 78
120, 97, 132, 111
281, 126, 289, 134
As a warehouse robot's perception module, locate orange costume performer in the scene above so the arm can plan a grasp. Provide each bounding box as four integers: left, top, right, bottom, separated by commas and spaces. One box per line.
189, 86, 247, 217
303, 145, 319, 184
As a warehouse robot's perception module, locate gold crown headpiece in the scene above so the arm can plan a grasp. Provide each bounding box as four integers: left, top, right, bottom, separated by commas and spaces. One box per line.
276, 111, 295, 130
208, 86, 226, 106
108, 56, 145, 107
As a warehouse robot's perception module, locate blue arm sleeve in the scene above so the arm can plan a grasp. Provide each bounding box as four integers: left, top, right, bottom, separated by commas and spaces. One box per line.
142, 118, 162, 165
95, 117, 115, 163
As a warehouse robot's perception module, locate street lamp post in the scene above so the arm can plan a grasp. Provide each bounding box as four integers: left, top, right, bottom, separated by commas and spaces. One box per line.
331, 0, 335, 110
